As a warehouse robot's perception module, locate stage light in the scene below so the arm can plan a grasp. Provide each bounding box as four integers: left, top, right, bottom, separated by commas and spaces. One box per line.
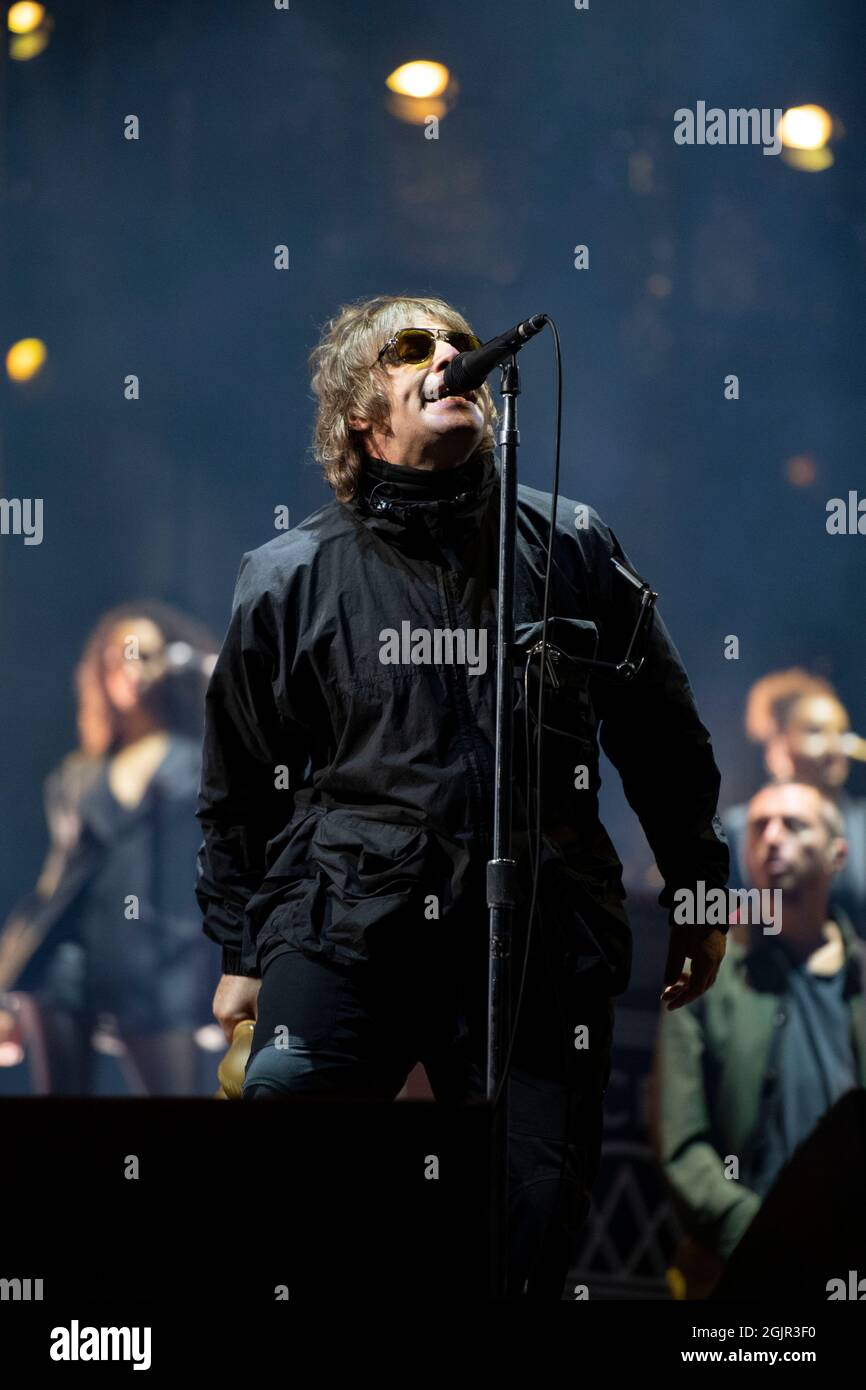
8, 2, 51, 59
385, 61, 457, 126
387, 93, 450, 126
785, 454, 817, 487
7, 2, 45, 33
646, 273, 672, 299
386, 60, 450, 100
782, 145, 834, 172
779, 104, 833, 150
6, 337, 47, 381
195, 1024, 228, 1052
779, 105, 836, 172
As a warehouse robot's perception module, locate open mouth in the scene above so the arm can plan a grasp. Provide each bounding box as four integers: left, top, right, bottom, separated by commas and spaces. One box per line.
422, 384, 478, 407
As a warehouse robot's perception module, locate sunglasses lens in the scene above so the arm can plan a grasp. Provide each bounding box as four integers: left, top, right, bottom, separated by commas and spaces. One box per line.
389, 329, 483, 363
394, 330, 436, 363
451, 333, 481, 353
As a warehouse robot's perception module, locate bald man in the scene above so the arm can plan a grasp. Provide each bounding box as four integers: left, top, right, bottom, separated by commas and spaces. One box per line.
722, 685, 866, 938
651, 781, 866, 1297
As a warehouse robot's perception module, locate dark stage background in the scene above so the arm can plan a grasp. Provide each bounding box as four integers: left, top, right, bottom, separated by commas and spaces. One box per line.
1, 0, 865, 1297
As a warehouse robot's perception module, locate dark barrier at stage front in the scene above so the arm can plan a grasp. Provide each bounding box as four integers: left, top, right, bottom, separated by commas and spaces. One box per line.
713, 1087, 866, 1301
6, 892, 860, 1307
0, 891, 684, 1304
0, 1096, 491, 1307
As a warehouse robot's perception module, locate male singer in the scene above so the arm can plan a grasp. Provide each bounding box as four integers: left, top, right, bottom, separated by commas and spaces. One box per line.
196, 294, 729, 1299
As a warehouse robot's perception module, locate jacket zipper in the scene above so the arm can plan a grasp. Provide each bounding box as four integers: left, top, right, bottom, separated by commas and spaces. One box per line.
438, 564, 492, 851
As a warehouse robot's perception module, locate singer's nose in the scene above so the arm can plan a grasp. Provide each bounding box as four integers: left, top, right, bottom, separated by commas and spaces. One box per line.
431, 334, 459, 370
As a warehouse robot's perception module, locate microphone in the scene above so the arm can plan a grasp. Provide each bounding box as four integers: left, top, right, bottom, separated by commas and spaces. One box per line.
841, 732, 866, 762
800, 731, 866, 762
422, 313, 549, 402
138, 642, 218, 688
163, 641, 218, 677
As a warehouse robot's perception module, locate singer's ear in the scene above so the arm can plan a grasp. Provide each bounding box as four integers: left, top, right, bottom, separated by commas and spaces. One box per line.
348, 411, 371, 433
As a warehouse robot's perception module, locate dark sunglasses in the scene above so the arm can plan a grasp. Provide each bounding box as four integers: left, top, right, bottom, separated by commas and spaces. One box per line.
374, 326, 482, 368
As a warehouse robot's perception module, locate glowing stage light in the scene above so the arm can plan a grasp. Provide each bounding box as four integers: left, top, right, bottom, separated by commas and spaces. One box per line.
7, 2, 45, 33
782, 145, 834, 172
10, 32, 48, 58
386, 60, 450, 100
387, 93, 449, 126
6, 336, 47, 381
779, 105, 836, 173
385, 61, 457, 127
779, 104, 833, 150
195, 1024, 228, 1052
785, 454, 817, 487
8, 2, 51, 59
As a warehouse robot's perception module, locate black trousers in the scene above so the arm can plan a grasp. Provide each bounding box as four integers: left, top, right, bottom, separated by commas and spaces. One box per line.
243, 937, 614, 1300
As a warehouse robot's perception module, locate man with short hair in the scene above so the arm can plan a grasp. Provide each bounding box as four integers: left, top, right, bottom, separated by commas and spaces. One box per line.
652, 780, 866, 1298
721, 671, 866, 937
196, 294, 729, 1298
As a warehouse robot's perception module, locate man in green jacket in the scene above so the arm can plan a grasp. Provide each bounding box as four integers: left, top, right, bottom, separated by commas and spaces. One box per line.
651, 780, 866, 1297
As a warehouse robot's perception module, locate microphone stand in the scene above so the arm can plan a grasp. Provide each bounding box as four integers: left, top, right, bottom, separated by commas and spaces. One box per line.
486, 353, 520, 1300
483, 352, 659, 1301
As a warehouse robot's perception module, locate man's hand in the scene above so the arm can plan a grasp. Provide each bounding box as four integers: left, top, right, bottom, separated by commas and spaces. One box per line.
661, 924, 726, 1011
213, 973, 261, 1045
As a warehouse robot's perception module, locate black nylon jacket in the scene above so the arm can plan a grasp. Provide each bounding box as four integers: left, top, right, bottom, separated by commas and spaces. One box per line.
195, 449, 729, 994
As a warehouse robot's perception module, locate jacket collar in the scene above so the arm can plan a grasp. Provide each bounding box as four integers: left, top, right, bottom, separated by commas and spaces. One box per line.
347, 449, 498, 566
734, 907, 864, 1001
354, 447, 495, 511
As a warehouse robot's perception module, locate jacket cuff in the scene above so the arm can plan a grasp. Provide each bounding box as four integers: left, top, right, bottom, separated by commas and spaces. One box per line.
221, 946, 258, 978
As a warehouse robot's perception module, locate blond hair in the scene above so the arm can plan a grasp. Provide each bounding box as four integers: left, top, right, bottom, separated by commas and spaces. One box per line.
308, 294, 498, 502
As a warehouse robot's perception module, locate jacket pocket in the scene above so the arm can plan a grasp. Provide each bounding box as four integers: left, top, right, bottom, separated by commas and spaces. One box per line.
513, 616, 599, 750
308, 808, 458, 962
